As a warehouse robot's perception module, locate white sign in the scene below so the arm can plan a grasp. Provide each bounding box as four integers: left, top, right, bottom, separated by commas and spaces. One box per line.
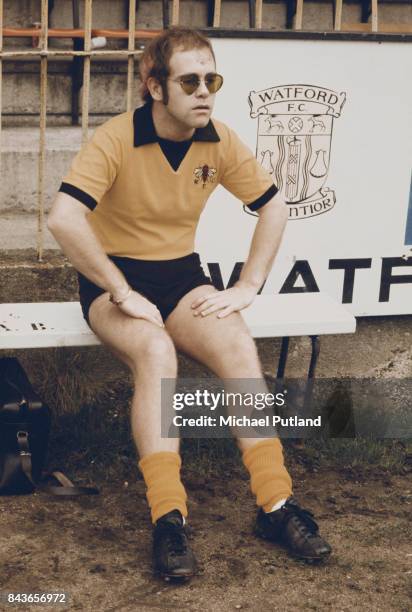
196, 38, 412, 316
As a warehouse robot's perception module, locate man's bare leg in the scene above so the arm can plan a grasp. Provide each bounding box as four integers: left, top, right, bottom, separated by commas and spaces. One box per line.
88, 292, 197, 578
88, 292, 178, 458
165, 285, 331, 562
165, 285, 277, 452
88, 292, 187, 518
166, 285, 293, 507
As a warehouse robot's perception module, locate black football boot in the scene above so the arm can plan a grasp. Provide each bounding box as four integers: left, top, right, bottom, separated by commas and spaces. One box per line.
152, 510, 197, 581
255, 496, 332, 562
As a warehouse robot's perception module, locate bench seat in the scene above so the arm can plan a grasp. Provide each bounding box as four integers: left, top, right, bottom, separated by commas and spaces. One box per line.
0, 293, 356, 350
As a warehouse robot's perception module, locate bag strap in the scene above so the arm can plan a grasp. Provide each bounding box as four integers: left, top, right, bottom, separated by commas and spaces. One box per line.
39, 471, 100, 497
16, 430, 37, 487
16, 431, 99, 497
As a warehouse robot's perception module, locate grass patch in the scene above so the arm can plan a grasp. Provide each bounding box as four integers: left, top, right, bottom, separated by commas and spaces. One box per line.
30, 346, 130, 417
290, 437, 411, 473
11, 348, 411, 477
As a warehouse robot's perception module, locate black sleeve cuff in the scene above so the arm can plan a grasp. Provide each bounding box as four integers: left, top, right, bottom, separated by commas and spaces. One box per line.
247, 183, 279, 212
59, 182, 97, 211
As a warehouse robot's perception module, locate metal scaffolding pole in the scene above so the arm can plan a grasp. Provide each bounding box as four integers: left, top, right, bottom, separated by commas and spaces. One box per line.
81, 0, 92, 145
371, 0, 379, 32
295, 0, 304, 29
127, 0, 137, 112
213, 0, 222, 28
0, 49, 144, 58
256, 0, 263, 29
37, 0, 49, 261
0, 0, 3, 195
334, 0, 343, 30
171, 1, 180, 26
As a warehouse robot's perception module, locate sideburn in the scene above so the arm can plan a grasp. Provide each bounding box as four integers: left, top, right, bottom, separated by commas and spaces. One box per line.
160, 80, 169, 106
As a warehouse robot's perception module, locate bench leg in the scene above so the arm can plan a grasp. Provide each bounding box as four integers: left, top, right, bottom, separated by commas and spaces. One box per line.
303, 336, 320, 415
295, 335, 320, 448
307, 335, 320, 380
276, 336, 290, 379
303, 335, 320, 414
274, 335, 320, 448
276, 336, 320, 448
275, 335, 320, 382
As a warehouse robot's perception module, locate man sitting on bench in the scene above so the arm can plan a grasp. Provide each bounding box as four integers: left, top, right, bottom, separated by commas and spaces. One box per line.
48, 26, 331, 581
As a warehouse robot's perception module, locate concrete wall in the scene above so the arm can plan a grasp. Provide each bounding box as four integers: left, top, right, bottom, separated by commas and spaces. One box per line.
2, 60, 141, 127
1, 127, 82, 213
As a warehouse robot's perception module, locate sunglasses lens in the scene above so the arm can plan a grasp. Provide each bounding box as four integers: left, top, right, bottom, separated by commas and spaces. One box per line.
205, 74, 223, 93
180, 76, 200, 95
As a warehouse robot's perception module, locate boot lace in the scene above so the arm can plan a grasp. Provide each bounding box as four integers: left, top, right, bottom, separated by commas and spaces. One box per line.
166, 528, 188, 556
284, 502, 319, 537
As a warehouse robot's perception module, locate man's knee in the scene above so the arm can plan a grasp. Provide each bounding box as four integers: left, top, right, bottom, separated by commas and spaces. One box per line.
144, 333, 176, 360
132, 331, 177, 371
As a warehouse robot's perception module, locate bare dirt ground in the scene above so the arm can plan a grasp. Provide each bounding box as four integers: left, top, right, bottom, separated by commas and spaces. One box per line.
1, 320, 411, 612
1, 455, 411, 612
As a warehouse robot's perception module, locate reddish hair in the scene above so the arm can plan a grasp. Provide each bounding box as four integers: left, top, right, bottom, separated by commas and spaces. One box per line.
139, 27, 215, 104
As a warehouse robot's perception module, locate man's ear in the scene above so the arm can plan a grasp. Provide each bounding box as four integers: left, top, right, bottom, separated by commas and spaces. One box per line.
146, 76, 163, 102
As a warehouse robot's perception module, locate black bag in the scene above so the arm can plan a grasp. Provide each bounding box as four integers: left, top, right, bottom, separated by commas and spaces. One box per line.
0, 357, 99, 496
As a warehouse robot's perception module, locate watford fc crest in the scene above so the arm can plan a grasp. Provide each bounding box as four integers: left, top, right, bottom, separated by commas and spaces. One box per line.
249, 84, 346, 220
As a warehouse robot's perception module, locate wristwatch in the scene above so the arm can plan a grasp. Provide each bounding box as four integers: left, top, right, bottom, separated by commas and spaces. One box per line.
109, 286, 132, 306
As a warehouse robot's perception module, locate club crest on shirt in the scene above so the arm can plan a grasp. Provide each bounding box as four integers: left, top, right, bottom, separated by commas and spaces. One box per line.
193, 163, 217, 188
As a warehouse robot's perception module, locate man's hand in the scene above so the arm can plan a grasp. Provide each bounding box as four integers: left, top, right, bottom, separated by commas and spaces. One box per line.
118, 290, 164, 327
191, 283, 258, 319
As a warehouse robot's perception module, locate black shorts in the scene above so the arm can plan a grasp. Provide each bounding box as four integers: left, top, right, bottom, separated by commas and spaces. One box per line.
78, 252, 214, 327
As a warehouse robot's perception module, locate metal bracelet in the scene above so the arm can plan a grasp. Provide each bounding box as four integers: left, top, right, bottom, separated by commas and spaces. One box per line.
109, 286, 132, 306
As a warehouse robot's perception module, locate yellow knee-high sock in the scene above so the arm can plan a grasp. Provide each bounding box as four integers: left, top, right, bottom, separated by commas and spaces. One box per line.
242, 439, 293, 512
138, 451, 188, 524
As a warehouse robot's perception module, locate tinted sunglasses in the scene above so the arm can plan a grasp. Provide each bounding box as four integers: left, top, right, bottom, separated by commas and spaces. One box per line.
171, 72, 224, 95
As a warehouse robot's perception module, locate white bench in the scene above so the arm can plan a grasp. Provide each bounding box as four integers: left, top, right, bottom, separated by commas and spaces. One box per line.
0, 294, 355, 379
0, 293, 355, 349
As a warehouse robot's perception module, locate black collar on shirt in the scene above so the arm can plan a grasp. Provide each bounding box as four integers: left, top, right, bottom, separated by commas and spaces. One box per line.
133, 101, 220, 147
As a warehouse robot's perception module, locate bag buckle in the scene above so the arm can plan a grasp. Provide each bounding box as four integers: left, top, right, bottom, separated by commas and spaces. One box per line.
16, 430, 31, 456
